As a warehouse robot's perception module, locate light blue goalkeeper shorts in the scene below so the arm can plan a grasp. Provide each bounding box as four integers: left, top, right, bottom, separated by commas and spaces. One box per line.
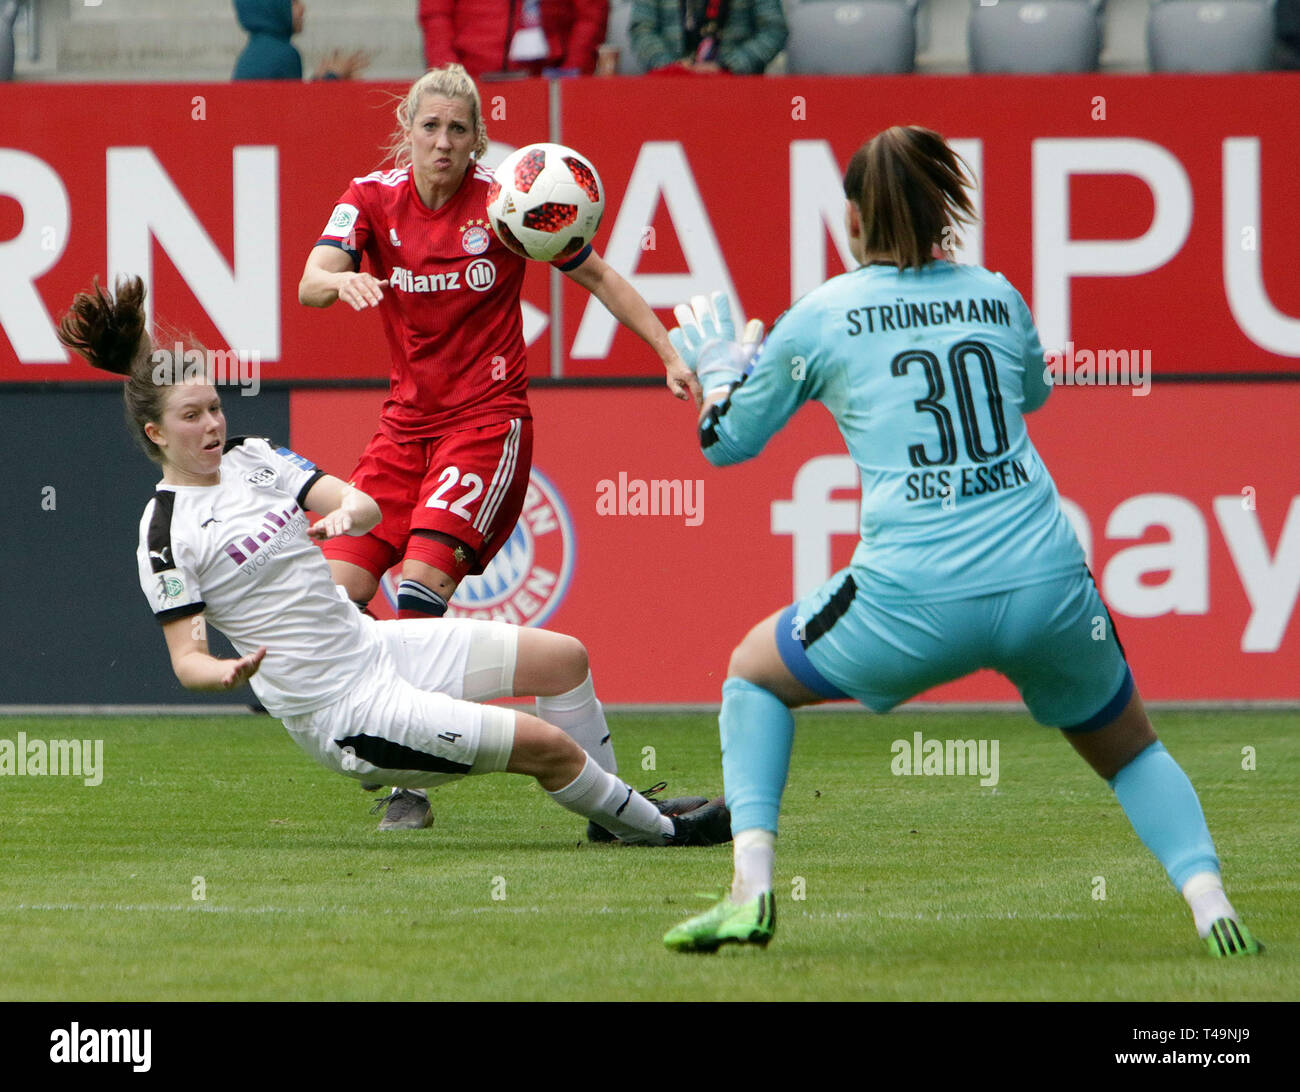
775, 566, 1133, 731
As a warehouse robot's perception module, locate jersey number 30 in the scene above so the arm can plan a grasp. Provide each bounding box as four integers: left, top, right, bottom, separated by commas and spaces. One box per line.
891, 339, 1010, 467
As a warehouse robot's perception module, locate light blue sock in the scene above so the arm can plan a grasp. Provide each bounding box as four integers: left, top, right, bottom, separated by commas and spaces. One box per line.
1108, 741, 1220, 889
720, 677, 795, 835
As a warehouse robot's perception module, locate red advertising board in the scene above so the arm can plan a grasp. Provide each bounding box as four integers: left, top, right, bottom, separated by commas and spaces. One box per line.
5, 76, 1299, 383
557, 75, 1300, 379
0, 80, 552, 381
291, 382, 1300, 704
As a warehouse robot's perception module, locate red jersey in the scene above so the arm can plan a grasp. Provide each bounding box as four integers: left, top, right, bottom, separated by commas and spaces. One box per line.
316, 163, 531, 441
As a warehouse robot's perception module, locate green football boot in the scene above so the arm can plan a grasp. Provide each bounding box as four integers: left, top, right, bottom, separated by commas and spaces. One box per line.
664, 891, 776, 952
1205, 917, 1263, 958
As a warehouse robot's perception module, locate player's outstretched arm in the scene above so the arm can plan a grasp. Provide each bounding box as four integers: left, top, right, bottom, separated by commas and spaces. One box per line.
563, 252, 701, 406
669, 293, 813, 468
298, 244, 387, 310
161, 615, 267, 692
303, 476, 382, 540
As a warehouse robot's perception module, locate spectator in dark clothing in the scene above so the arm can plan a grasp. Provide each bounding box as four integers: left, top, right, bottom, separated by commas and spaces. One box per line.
1278, 0, 1300, 68
233, 0, 369, 80
629, 0, 786, 74
419, 0, 608, 78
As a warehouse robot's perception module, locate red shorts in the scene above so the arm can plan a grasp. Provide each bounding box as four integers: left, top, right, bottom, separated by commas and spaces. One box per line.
322, 417, 533, 581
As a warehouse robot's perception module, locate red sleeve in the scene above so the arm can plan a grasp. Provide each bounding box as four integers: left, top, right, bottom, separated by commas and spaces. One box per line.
315, 181, 372, 270
560, 0, 607, 74
419, 0, 458, 70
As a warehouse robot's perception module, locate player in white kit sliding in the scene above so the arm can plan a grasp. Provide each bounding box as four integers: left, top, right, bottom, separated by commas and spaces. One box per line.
57, 274, 729, 848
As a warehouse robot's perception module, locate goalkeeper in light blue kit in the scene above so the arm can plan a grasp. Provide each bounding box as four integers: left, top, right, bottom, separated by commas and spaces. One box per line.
662, 126, 1261, 957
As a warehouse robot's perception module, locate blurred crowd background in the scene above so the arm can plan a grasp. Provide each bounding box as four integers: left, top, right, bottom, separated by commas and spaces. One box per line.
2, 0, 1298, 83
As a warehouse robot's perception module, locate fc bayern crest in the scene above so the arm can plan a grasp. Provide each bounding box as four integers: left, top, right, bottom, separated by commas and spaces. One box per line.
379, 468, 574, 627
461, 224, 491, 255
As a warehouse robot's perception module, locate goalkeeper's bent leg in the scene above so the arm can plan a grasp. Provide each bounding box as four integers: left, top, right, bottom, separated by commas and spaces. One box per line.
1108, 740, 1220, 891
721, 678, 793, 899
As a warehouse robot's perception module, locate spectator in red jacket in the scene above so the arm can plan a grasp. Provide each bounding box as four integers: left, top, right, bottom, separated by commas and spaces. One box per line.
419, 0, 608, 77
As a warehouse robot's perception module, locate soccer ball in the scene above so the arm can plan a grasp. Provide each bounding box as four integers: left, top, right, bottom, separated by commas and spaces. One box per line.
485, 143, 604, 262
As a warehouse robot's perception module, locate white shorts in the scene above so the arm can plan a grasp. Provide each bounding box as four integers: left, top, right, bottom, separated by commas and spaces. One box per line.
281, 618, 519, 789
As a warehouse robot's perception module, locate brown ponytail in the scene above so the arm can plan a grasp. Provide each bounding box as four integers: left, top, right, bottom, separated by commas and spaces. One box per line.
57, 276, 172, 463
843, 126, 977, 271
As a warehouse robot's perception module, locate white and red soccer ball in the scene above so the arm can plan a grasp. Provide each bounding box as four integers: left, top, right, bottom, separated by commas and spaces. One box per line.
486, 143, 605, 262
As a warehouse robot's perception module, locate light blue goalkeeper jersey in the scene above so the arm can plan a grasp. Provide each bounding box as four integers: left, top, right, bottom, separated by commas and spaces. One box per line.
700, 261, 1086, 601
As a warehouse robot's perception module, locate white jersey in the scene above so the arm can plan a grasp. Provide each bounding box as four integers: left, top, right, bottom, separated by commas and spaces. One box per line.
136, 436, 379, 716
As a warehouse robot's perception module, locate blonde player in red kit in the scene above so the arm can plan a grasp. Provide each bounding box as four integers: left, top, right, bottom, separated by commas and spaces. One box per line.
300, 64, 698, 830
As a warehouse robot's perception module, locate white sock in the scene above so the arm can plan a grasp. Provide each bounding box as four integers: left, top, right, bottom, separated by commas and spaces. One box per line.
536, 672, 617, 774
1182, 871, 1236, 938
731, 828, 775, 902
548, 755, 672, 844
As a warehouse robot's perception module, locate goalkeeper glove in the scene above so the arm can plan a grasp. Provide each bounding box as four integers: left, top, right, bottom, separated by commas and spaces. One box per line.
668, 292, 765, 397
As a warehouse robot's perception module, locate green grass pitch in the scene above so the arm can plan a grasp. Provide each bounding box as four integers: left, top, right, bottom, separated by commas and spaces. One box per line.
0, 710, 1293, 1001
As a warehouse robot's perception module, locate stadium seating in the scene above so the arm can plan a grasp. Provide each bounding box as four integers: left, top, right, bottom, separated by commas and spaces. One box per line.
786, 1, 921, 74
13, 0, 423, 82
968, 0, 1104, 72
1147, 0, 1276, 71
9, 0, 1261, 80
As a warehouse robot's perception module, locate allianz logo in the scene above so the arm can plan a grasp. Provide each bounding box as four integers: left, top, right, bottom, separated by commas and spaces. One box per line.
389, 259, 496, 294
